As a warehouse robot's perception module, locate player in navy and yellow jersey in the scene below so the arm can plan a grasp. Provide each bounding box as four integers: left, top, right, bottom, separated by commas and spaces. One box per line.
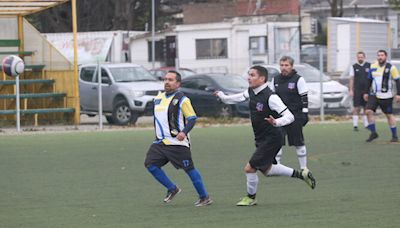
144, 70, 213, 207
364, 50, 400, 142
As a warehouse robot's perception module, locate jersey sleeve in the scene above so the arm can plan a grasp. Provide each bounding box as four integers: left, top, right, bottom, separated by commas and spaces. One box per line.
180, 97, 197, 119
391, 65, 400, 80
269, 78, 276, 92
297, 77, 308, 95
348, 65, 355, 78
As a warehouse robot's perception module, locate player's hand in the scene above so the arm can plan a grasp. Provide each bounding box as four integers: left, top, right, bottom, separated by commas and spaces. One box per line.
213, 91, 221, 97
395, 95, 400, 103
265, 115, 277, 126
349, 89, 354, 97
176, 132, 186, 141
363, 94, 369, 102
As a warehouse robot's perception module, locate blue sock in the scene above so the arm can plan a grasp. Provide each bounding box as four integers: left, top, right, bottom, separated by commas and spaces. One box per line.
147, 165, 176, 191
390, 126, 398, 138
186, 169, 208, 198
367, 123, 376, 133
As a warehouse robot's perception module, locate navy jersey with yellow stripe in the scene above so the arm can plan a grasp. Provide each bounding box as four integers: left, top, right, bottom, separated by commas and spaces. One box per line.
153, 91, 197, 147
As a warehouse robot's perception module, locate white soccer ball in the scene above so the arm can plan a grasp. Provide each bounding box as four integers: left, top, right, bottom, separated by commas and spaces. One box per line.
2, 55, 25, 77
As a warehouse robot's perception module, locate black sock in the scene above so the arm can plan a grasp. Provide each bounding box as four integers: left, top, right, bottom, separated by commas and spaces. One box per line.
292, 170, 303, 179
247, 193, 256, 199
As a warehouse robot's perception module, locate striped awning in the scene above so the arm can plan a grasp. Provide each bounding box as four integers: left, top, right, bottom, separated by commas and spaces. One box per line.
0, 0, 69, 16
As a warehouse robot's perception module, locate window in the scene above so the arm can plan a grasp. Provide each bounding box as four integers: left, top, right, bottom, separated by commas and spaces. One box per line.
94, 68, 111, 84
148, 40, 165, 62
249, 36, 267, 55
80, 67, 95, 82
196, 38, 227, 59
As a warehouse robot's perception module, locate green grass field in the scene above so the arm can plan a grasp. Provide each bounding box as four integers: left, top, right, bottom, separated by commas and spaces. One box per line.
0, 122, 399, 228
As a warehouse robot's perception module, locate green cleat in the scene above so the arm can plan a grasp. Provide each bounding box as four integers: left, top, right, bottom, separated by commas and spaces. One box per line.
236, 196, 257, 206
301, 168, 316, 189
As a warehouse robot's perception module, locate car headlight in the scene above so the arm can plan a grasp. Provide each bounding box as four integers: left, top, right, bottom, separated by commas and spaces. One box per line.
130, 90, 145, 97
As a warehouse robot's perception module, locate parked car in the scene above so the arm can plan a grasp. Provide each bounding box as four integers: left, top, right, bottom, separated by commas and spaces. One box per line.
150, 67, 196, 80
79, 63, 163, 125
180, 73, 249, 118
244, 64, 351, 114
301, 44, 327, 72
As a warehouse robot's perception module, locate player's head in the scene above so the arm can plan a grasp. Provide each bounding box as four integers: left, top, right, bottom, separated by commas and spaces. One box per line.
356, 51, 366, 64
164, 70, 182, 93
377, 49, 387, 64
279, 56, 294, 76
248, 65, 268, 88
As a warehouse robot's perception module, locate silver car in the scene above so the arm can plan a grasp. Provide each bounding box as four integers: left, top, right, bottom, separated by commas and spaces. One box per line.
244, 64, 351, 113
79, 63, 163, 125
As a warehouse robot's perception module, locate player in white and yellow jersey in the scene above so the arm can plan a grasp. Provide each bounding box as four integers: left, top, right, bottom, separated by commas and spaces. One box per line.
364, 50, 400, 142
144, 70, 213, 207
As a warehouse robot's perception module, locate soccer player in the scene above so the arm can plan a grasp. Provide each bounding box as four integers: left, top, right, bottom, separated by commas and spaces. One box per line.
269, 56, 312, 170
215, 65, 316, 206
348, 51, 371, 131
144, 70, 213, 207
364, 50, 400, 142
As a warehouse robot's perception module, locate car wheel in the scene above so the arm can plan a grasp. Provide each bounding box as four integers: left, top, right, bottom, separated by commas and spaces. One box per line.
130, 113, 139, 125
219, 104, 234, 118
112, 100, 132, 125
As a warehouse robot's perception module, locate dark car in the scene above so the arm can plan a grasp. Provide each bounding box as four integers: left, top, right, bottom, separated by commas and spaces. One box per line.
301, 45, 327, 72
180, 73, 249, 118
150, 67, 196, 80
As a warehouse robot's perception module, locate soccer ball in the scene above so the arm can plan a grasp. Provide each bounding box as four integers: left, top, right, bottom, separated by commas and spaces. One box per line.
2, 55, 25, 77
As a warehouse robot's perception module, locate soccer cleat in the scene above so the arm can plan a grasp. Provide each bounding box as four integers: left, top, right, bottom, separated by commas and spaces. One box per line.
390, 136, 399, 142
236, 196, 257, 206
366, 132, 379, 142
353, 126, 359, 132
194, 196, 213, 207
301, 168, 316, 189
163, 187, 181, 203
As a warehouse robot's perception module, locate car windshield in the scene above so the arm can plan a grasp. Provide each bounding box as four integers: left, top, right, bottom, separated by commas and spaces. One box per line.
110, 67, 157, 82
212, 75, 248, 90
294, 65, 330, 82
181, 69, 196, 77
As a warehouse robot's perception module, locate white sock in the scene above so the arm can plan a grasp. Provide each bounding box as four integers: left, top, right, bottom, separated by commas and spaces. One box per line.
296, 146, 307, 169
352, 115, 359, 127
246, 173, 258, 195
362, 115, 369, 128
266, 164, 294, 177
275, 148, 283, 164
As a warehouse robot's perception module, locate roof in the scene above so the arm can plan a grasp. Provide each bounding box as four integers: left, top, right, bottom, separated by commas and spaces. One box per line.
183, 0, 299, 24
328, 17, 388, 23
0, 0, 69, 16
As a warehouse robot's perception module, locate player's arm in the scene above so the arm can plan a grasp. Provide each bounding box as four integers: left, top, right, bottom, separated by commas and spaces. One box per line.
348, 65, 354, 97
297, 77, 309, 126
269, 77, 276, 92
391, 65, 400, 102
214, 90, 248, 104
178, 98, 197, 140
266, 94, 294, 127
363, 68, 374, 101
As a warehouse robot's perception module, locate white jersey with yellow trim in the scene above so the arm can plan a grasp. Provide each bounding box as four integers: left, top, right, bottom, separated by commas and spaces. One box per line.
369, 62, 400, 99
153, 91, 197, 147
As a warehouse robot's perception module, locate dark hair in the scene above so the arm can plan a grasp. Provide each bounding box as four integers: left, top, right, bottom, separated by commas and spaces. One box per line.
357, 51, 365, 57
377, 49, 387, 56
167, 70, 182, 82
279, 56, 295, 66
250, 65, 268, 82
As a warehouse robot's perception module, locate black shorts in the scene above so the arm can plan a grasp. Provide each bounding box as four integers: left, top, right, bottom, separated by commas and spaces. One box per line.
281, 120, 305, 146
144, 143, 194, 171
249, 137, 282, 172
365, 95, 393, 114
353, 90, 367, 107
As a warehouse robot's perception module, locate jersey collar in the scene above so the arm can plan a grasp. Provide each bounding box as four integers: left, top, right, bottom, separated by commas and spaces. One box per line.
252, 82, 268, 95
